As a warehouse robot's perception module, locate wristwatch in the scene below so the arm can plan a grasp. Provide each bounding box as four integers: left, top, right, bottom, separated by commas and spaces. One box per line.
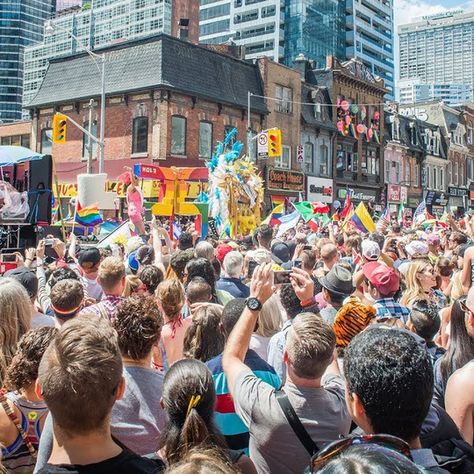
246, 297, 263, 311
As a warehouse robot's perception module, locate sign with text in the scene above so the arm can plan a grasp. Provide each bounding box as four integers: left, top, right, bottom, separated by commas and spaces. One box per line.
257, 132, 268, 158
307, 176, 333, 203
387, 184, 401, 202
448, 186, 468, 197
267, 167, 304, 192
297, 145, 304, 163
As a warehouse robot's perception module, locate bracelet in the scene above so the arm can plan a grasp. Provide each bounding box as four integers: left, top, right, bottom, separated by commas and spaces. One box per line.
300, 296, 316, 308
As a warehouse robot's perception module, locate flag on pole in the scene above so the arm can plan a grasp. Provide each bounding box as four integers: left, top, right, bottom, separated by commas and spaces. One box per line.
341, 203, 354, 230
276, 211, 300, 237
412, 200, 427, 227
340, 190, 352, 219
377, 206, 390, 232
350, 202, 376, 233
262, 203, 285, 225
75, 202, 103, 227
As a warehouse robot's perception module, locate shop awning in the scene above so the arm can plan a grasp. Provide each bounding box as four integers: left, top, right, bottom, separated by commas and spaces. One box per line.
0, 146, 44, 167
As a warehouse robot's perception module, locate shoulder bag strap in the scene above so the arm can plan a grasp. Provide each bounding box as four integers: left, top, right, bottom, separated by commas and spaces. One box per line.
275, 389, 319, 456
0, 390, 37, 458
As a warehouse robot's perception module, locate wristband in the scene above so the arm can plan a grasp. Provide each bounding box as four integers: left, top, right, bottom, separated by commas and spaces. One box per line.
300, 296, 316, 308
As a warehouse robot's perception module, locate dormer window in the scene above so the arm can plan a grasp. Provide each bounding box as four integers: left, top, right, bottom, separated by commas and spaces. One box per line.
314, 102, 321, 120
392, 118, 400, 141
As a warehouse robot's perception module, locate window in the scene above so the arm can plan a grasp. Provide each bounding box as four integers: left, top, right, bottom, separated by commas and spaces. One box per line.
405, 161, 411, 185
395, 162, 400, 182
433, 167, 437, 190
171, 116, 186, 155
82, 121, 98, 159
460, 163, 464, 186
448, 162, 453, 185
454, 162, 458, 185
314, 103, 322, 120
385, 161, 391, 183
132, 117, 148, 154
467, 123, 473, 145
199, 122, 213, 159
439, 168, 444, 190
40, 128, 52, 154
21, 134, 30, 148
426, 166, 431, 189
367, 149, 377, 175
303, 142, 313, 173
276, 145, 291, 169
319, 144, 329, 176
414, 163, 419, 187
275, 85, 292, 114
392, 120, 400, 140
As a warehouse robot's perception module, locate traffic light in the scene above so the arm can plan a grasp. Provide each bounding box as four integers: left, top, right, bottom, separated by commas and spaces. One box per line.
268, 129, 281, 157
52, 113, 67, 144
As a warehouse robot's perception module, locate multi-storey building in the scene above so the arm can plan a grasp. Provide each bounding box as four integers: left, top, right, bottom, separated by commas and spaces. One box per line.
0, 0, 55, 122
23, 0, 197, 115
398, 78, 473, 106
399, 10, 474, 106
345, 0, 395, 98
199, 0, 284, 61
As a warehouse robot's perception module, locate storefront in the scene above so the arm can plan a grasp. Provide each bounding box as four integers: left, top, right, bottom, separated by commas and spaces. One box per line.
448, 186, 468, 215
336, 185, 380, 210
387, 184, 400, 213
266, 167, 305, 201
306, 176, 333, 204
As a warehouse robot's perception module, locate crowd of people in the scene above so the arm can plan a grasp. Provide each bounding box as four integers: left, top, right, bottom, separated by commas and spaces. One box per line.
0, 214, 473, 473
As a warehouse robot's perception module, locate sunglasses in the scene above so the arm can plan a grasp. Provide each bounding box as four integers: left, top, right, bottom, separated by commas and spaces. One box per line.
459, 300, 473, 315
310, 434, 412, 472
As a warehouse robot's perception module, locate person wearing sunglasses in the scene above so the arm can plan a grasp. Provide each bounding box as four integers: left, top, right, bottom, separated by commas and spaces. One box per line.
344, 327, 449, 472
310, 435, 421, 473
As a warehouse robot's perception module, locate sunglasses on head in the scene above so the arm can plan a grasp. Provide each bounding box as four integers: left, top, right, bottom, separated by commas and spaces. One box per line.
459, 299, 473, 315
310, 434, 412, 472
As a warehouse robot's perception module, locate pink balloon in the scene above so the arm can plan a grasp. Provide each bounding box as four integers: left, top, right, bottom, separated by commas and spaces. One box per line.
374, 111, 380, 120
356, 123, 365, 134
341, 100, 349, 111
366, 128, 373, 139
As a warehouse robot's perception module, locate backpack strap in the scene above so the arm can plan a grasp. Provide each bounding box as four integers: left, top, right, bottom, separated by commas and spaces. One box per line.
0, 390, 37, 458
275, 389, 319, 456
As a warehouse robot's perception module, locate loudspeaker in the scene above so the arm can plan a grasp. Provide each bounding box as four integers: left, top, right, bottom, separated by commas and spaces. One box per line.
28, 155, 52, 225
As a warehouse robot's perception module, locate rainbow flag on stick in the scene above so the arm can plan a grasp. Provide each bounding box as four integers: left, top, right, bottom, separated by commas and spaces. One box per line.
75, 202, 103, 227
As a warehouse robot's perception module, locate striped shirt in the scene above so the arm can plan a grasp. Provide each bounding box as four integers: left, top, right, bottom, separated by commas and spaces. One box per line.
207, 350, 281, 455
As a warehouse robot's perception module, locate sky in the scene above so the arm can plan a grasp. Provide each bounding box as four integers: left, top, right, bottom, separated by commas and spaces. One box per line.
394, 0, 472, 28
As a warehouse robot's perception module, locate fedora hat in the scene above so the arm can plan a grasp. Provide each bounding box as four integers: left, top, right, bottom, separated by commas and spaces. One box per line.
319, 265, 354, 296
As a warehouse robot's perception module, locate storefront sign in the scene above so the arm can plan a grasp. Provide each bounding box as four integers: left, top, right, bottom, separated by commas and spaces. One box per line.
387, 184, 401, 202
400, 186, 408, 204
337, 187, 376, 202
267, 168, 305, 192
425, 191, 448, 206
307, 177, 333, 203
448, 186, 468, 197
408, 197, 420, 208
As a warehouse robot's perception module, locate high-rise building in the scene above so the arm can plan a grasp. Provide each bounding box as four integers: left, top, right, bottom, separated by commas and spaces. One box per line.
398, 78, 473, 106
0, 0, 55, 122
398, 10, 474, 102
23, 0, 198, 114
345, 0, 395, 98
199, 0, 284, 61
284, 0, 345, 68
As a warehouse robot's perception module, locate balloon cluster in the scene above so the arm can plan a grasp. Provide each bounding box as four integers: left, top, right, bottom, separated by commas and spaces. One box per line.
336, 97, 380, 143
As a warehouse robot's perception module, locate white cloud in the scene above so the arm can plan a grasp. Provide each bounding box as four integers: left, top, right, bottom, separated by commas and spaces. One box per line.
394, 0, 448, 27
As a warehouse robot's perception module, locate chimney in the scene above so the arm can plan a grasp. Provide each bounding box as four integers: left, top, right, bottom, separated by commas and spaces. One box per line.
293, 53, 310, 81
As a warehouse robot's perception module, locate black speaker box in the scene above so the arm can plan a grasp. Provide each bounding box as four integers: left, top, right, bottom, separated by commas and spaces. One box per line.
28, 155, 53, 225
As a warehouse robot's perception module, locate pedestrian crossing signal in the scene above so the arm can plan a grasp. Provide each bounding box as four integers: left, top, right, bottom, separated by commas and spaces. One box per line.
53, 114, 67, 144
268, 129, 281, 157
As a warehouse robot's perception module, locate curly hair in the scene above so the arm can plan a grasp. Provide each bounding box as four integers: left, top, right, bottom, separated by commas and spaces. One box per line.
138, 265, 163, 294
5, 327, 57, 391
113, 295, 163, 360
170, 249, 195, 281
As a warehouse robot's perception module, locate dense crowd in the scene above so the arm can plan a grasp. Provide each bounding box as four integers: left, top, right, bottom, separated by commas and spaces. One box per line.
0, 215, 473, 474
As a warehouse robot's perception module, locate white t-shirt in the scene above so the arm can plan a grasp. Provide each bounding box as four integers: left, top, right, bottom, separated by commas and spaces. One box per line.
81, 275, 103, 302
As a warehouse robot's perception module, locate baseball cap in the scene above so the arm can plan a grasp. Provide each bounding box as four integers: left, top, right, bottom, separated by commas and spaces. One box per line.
77, 247, 101, 268
4, 267, 38, 299
405, 240, 429, 258
362, 240, 381, 261
215, 244, 233, 263
128, 250, 139, 272
426, 234, 440, 246
363, 261, 400, 296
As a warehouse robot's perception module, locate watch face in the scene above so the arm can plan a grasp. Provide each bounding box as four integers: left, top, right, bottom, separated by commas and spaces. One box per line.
247, 298, 261, 310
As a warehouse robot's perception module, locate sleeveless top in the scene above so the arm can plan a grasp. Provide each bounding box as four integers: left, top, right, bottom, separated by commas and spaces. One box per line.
1, 391, 49, 473
471, 258, 474, 286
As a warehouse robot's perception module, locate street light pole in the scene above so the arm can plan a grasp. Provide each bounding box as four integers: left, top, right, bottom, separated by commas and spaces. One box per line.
44, 20, 106, 174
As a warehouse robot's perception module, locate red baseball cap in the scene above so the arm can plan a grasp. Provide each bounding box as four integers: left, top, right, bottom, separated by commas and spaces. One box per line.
215, 244, 233, 263
363, 262, 400, 296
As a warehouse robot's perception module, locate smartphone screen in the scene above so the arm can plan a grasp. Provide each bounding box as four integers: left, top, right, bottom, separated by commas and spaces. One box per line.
1, 254, 17, 263
248, 260, 259, 279
274, 270, 292, 285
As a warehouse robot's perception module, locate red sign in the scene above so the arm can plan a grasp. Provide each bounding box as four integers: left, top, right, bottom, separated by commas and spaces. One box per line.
387, 184, 401, 202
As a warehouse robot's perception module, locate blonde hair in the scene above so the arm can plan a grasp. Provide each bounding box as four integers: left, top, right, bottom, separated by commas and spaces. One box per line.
400, 259, 433, 308
255, 294, 282, 337
122, 274, 143, 298
451, 271, 465, 301
0, 279, 32, 385
156, 279, 185, 321
98, 256, 125, 291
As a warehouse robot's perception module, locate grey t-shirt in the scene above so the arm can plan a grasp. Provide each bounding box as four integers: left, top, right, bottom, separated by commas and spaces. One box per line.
34, 366, 166, 472
233, 370, 351, 474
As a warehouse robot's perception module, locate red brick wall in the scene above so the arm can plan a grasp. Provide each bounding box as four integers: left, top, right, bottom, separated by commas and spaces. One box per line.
171, 0, 199, 45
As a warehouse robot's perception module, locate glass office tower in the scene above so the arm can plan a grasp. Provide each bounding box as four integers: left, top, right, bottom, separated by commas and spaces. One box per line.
0, 0, 55, 122
284, 0, 345, 68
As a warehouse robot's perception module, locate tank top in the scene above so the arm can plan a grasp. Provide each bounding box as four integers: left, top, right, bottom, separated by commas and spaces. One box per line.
470, 258, 474, 286
1, 391, 49, 473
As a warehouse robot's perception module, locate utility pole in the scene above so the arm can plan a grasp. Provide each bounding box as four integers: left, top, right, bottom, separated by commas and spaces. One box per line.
86, 99, 94, 174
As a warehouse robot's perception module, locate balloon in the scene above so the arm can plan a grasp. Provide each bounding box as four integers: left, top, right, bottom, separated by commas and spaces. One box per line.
333, 200, 341, 209
341, 100, 349, 111
345, 115, 352, 125
350, 104, 359, 114
356, 124, 365, 134
360, 106, 367, 121
366, 128, 373, 140
374, 111, 380, 120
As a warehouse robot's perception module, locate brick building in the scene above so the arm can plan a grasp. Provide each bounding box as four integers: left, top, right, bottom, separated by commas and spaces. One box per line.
26, 34, 267, 183
0, 121, 32, 148
314, 56, 387, 209
457, 104, 474, 208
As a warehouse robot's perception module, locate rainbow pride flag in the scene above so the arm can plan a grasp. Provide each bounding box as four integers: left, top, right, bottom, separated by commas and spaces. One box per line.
76, 202, 103, 227
271, 195, 286, 208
